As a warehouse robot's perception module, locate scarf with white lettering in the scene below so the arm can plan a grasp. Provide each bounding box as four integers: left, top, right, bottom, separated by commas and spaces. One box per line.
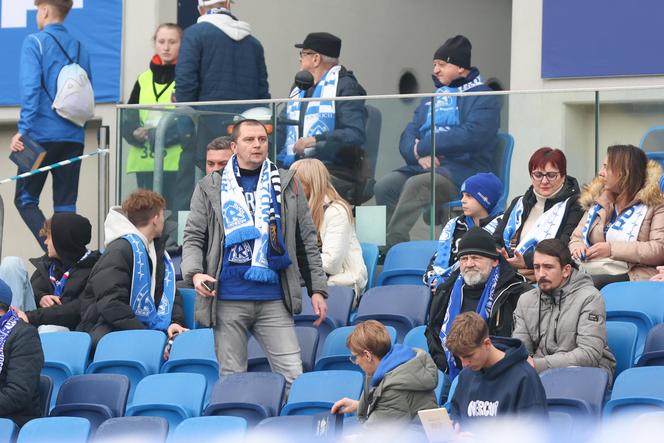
502, 197, 569, 255
419, 76, 482, 135
582, 203, 648, 247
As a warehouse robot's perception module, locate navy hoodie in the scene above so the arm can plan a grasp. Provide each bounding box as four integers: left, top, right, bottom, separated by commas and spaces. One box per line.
450, 337, 547, 425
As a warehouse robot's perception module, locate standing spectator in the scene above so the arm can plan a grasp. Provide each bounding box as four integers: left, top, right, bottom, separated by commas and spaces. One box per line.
374, 35, 500, 248
10, 0, 92, 249
290, 159, 368, 300
205, 136, 233, 174
181, 119, 328, 389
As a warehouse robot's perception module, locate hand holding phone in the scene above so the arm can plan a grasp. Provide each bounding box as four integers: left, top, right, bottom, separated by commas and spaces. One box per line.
201, 280, 215, 292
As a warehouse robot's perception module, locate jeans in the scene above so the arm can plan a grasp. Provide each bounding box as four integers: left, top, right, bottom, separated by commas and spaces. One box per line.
0, 257, 37, 311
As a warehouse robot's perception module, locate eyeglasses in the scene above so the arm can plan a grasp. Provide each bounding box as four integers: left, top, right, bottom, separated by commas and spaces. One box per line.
299, 50, 317, 58
530, 171, 560, 181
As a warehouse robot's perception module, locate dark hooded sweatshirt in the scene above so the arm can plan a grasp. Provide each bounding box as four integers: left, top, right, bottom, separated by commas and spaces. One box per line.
450, 337, 548, 425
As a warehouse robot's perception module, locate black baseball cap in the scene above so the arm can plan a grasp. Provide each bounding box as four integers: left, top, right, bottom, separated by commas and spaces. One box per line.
295, 32, 342, 58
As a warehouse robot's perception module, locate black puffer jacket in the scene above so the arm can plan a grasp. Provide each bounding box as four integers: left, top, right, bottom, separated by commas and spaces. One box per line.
425, 257, 530, 373
26, 251, 101, 329
0, 320, 44, 427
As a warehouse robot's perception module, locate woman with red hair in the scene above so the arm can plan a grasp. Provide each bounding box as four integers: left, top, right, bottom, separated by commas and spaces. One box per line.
493, 147, 583, 281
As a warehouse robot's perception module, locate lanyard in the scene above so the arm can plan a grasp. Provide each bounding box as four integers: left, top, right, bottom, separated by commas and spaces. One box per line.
48, 250, 91, 297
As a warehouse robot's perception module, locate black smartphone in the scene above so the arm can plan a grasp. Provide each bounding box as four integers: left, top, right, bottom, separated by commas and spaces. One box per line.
201, 280, 215, 292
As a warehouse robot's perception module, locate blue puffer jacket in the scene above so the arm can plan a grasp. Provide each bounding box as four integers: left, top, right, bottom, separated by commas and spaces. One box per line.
175, 10, 269, 102
396, 68, 500, 188
18, 23, 91, 144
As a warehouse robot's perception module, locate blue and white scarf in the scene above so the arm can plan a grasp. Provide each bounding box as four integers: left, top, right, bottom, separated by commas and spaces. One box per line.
123, 234, 175, 331
0, 309, 20, 373
419, 76, 483, 135
221, 156, 291, 284
281, 65, 341, 166
582, 203, 648, 247
439, 265, 501, 380
502, 197, 569, 255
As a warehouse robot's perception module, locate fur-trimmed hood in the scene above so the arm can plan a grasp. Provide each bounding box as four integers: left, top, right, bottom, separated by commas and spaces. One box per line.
579, 160, 664, 210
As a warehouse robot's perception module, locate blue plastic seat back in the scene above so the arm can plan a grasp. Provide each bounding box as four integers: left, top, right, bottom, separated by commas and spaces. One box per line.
646, 152, 664, 169
640, 125, 664, 152
17, 417, 90, 443
404, 325, 429, 352
353, 285, 431, 342
39, 375, 53, 417
294, 287, 355, 350
50, 374, 129, 430
171, 254, 183, 281
169, 416, 247, 442
314, 325, 397, 372
0, 418, 18, 443
539, 367, 608, 417
204, 372, 285, 425
94, 416, 168, 443
40, 331, 91, 409
607, 321, 638, 377
247, 335, 271, 373
604, 367, 664, 416
126, 373, 207, 429
377, 240, 439, 286
281, 370, 364, 416
248, 326, 321, 373
637, 323, 664, 367
254, 416, 316, 440
360, 242, 379, 289
178, 288, 197, 329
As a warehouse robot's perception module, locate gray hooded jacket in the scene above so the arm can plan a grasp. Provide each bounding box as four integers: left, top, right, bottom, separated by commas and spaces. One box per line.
181, 169, 328, 327
512, 269, 616, 380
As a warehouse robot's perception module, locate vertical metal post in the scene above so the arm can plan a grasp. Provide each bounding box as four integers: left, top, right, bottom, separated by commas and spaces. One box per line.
429, 96, 437, 239
0, 195, 4, 258
594, 91, 600, 174
98, 125, 110, 248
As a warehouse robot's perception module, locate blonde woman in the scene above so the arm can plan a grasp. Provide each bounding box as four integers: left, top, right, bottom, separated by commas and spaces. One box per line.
290, 159, 368, 299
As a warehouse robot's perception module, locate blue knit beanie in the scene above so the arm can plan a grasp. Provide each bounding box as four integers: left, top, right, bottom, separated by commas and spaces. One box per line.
460, 172, 503, 212
0, 279, 12, 307
659, 173, 664, 193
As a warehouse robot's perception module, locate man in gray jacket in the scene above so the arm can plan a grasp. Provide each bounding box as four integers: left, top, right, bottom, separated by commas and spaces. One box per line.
181, 119, 328, 388
512, 239, 616, 380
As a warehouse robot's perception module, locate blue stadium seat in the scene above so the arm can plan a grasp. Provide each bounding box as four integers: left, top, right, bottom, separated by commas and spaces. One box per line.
171, 254, 183, 281
160, 328, 219, 398
601, 282, 664, 358
314, 325, 397, 372
178, 288, 197, 329
434, 370, 446, 405
604, 367, 664, 416
203, 372, 285, 425
640, 125, 664, 153
637, 323, 664, 367
94, 416, 168, 443
50, 374, 129, 431
169, 416, 247, 442
376, 240, 438, 286
253, 416, 317, 440
404, 325, 429, 352
360, 242, 379, 289
0, 418, 18, 443
247, 325, 320, 373
125, 373, 207, 429
17, 417, 90, 443
352, 285, 431, 342
280, 370, 364, 416
540, 367, 609, 417
40, 331, 91, 409
607, 321, 638, 377
86, 330, 167, 399
39, 375, 53, 417
646, 152, 664, 169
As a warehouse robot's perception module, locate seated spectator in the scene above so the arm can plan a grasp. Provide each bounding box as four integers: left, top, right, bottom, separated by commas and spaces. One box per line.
425, 228, 530, 379
205, 136, 233, 174
277, 32, 368, 205
6, 214, 100, 332
0, 279, 44, 427
570, 145, 664, 289
424, 172, 504, 291
374, 35, 500, 248
447, 312, 547, 426
290, 158, 368, 300
77, 190, 186, 345
331, 320, 438, 426
512, 239, 616, 381
494, 147, 583, 282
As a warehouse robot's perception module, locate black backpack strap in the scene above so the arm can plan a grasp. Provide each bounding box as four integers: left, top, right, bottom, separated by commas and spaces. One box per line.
44, 31, 74, 64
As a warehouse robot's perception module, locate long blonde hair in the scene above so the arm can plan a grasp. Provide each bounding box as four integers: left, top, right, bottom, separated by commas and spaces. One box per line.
289, 159, 353, 235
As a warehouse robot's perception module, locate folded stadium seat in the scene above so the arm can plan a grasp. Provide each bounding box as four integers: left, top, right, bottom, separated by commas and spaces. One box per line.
16, 417, 91, 443
94, 416, 168, 443
636, 324, 664, 367
280, 370, 364, 416
160, 328, 219, 399
601, 282, 664, 359
177, 288, 197, 329
376, 240, 439, 286
39, 375, 53, 417
604, 367, 664, 417
86, 330, 167, 400
540, 367, 609, 418
40, 331, 91, 409
253, 416, 317, 441
0, 418, 18, 443
125, 373, 207, 430
434, 370, 447, 405
607, 321, 638, 378
169, 416, 247, 442
403, 325, 429, 352
203, 372, 285, 426
360, 242, 379, 290
49, 374, 129, 432
248, 325, 320, 373
171, 254, 183, 281
313, 325, 397, 372
352, 285, 431, 342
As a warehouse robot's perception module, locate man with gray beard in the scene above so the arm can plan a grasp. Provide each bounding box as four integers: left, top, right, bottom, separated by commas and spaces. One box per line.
425, 228, 531, 378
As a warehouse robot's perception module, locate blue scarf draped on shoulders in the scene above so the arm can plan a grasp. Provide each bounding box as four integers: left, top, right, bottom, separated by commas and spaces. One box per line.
0, 309, 20, 373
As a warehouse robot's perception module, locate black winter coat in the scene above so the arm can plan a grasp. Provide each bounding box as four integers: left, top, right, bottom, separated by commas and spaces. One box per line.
26, 251, 101, 329
425, 257, 531, 373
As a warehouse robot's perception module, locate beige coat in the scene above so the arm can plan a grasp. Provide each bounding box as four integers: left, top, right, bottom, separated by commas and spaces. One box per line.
569, 161, 664, 280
